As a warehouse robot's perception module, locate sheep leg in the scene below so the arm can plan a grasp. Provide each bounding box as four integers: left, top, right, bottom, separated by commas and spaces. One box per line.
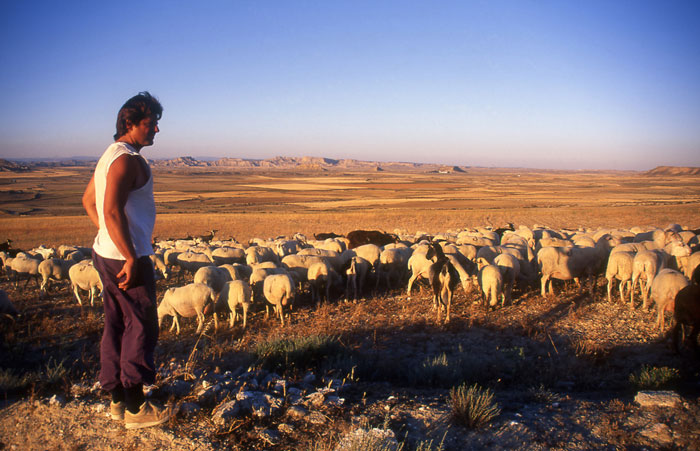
606, 278, 613, 304
618, 280, 626, 304
229, 312, 235, 328
630, 276, 637, 308
407, 273, 419, 297
540, 275, 549, 297
89, 286, 96, 306
73, 285, 83, 306
278, 302, 285, 326
242, 304, 248, 329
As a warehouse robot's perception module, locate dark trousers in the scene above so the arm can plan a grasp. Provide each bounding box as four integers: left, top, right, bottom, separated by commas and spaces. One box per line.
93, 252, 158, 391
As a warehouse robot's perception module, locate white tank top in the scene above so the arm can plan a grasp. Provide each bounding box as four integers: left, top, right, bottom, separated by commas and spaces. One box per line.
92, 142, 156, 260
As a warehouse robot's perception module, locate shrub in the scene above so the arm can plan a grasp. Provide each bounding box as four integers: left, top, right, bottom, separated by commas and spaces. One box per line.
629, 365, 680, 389
449, 383, 500, 429
253, 334, 345, 374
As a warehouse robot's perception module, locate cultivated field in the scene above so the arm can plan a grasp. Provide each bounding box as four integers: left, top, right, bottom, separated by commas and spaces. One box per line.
1, 165, 700, 450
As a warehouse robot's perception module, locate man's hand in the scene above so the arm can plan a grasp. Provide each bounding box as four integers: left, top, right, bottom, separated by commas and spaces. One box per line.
116, 258, 137, 290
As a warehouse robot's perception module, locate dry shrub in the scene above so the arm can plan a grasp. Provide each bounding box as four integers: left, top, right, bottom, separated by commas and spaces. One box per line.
628, 365, 680, 389
449, 383, 500, 429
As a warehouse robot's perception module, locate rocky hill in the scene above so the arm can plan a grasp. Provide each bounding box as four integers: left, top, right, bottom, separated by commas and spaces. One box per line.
645, 166, 700, 176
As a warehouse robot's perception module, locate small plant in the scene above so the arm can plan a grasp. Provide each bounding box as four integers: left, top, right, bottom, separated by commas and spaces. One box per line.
527, 383, 558, 403
0, 368, 33, 393
449, 383, 500, 429
41, 357, 68, 386
629, 365, 680, 389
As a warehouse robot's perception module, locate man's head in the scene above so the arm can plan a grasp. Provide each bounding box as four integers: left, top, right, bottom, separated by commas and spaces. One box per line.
114, 92, 163, 143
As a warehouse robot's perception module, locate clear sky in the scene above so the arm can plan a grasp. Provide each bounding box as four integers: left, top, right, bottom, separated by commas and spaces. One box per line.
1, 1, 699, 170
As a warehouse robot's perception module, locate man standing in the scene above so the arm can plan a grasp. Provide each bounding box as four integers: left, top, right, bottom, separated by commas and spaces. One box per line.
82, 92, 170, 429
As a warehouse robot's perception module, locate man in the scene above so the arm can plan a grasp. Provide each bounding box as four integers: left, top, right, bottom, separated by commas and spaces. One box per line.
82, 92, 170, 429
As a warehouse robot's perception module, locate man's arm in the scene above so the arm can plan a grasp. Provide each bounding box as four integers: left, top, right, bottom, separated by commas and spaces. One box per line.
103, 154, 140, 290
82, 176, 99, 228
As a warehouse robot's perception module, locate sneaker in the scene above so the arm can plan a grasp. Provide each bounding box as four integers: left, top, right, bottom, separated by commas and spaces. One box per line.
110, 401, 125, 421
124, 401, 171, 430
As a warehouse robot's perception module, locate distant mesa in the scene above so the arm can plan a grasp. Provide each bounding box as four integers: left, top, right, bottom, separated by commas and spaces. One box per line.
645, 166, 700, 176
0, 159, 30, 172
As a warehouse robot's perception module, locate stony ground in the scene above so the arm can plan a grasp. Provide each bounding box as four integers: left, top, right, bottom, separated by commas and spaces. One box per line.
1, 273, 700, 450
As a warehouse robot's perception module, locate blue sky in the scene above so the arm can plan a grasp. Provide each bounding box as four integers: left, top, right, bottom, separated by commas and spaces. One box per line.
1, 1, 699, 170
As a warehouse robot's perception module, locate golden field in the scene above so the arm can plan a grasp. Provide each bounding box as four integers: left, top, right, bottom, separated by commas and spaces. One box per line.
1, 165, 698, 248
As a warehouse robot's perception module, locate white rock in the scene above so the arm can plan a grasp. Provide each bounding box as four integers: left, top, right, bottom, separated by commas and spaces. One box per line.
634, 391, 682, 408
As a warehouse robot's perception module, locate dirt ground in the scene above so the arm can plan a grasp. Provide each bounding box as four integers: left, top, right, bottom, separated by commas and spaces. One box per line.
2, 272, 700, 450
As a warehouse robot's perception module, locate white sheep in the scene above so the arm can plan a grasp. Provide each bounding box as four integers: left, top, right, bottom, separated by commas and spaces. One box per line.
158, 283, 218, 334
308, 260, 340, 307
605, 251, 634, 304
193, 265, 232, 295
217, 280, 253, 329
494, 253, 520, 305
38, 257, 78, 297
150, 253, 169, 280
649, 269, 690, 331
375, 247, 412, 291
210, 246, 246, 265
477, 264, 504, 307
68, 260, 103, 306
10, 254, 42, 288
245, 245, 280, 266
683, 252, 700, 280
345, 256, 370, 302
631, 250, 664, 309
263, 273, 296, 326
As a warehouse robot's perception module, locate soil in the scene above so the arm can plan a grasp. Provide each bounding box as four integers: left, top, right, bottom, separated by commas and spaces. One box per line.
2, 270, 700, 450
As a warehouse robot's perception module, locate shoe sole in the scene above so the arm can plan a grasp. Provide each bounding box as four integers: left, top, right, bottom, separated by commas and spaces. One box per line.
124, 415, 170, 430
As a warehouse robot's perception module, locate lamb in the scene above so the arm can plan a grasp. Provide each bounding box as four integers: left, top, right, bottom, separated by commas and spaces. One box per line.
0, 289, 18, 318
605, 251, 634, 304
263, 273, 296, 326
193, 265, 232, 295
158, 283, 218, 334
38, 257, 78, 297
345, 256, 370, 302
217, 280, 253, 329
68, 260, 104, 306
649, 268, 690, 331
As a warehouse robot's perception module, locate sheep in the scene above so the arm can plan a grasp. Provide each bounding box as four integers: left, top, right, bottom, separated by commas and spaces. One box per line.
605, 251, 634, 304
375, 247, 412, 291
68, 260, 104, 306
406, 246, 438, 297
219, 263, 247, 281
263, 273, 296, 326
175, 251, 213, 281
682, 252, 700, 280
671, 283, 700, 355
250, 267, 288, 302
345, 256, 370, 302
631, 250, 664, 309
281, 254, 325, 285
477, 264, 504, 308
38, 257, 78, 297
193, 265, 232, 296
308, 260, 339, 307
30, 245, 56, 260
9, 254, 42, 288
245, 245, 280, 266
343, 244, 382, 270
537, 235, 613, 297
649, 269, 690, 331
0, 289, 18, 319
157, 283, 218, 334
209, 246, 246, 265
346, 230, 398, 249
150, 253, 169, 280
426, 243, 459, 323
494, 253, 520, 305
217, 280, 253, 329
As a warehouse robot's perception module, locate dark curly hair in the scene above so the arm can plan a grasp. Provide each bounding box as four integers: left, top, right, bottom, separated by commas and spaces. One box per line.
114, 91, 163, 140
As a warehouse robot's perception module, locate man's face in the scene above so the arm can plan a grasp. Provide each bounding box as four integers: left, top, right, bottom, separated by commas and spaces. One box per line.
128, 116, 160, 148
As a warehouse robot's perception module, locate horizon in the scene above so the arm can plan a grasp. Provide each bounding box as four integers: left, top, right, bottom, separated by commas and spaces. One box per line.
1, 1, 699, 171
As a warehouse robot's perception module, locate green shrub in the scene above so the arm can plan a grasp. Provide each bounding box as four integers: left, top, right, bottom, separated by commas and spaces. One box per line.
629, 365, 680, 389
449, 383, 500, 429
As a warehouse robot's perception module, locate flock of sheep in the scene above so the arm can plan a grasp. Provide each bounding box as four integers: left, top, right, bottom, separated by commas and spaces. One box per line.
1, 223, 699, 352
